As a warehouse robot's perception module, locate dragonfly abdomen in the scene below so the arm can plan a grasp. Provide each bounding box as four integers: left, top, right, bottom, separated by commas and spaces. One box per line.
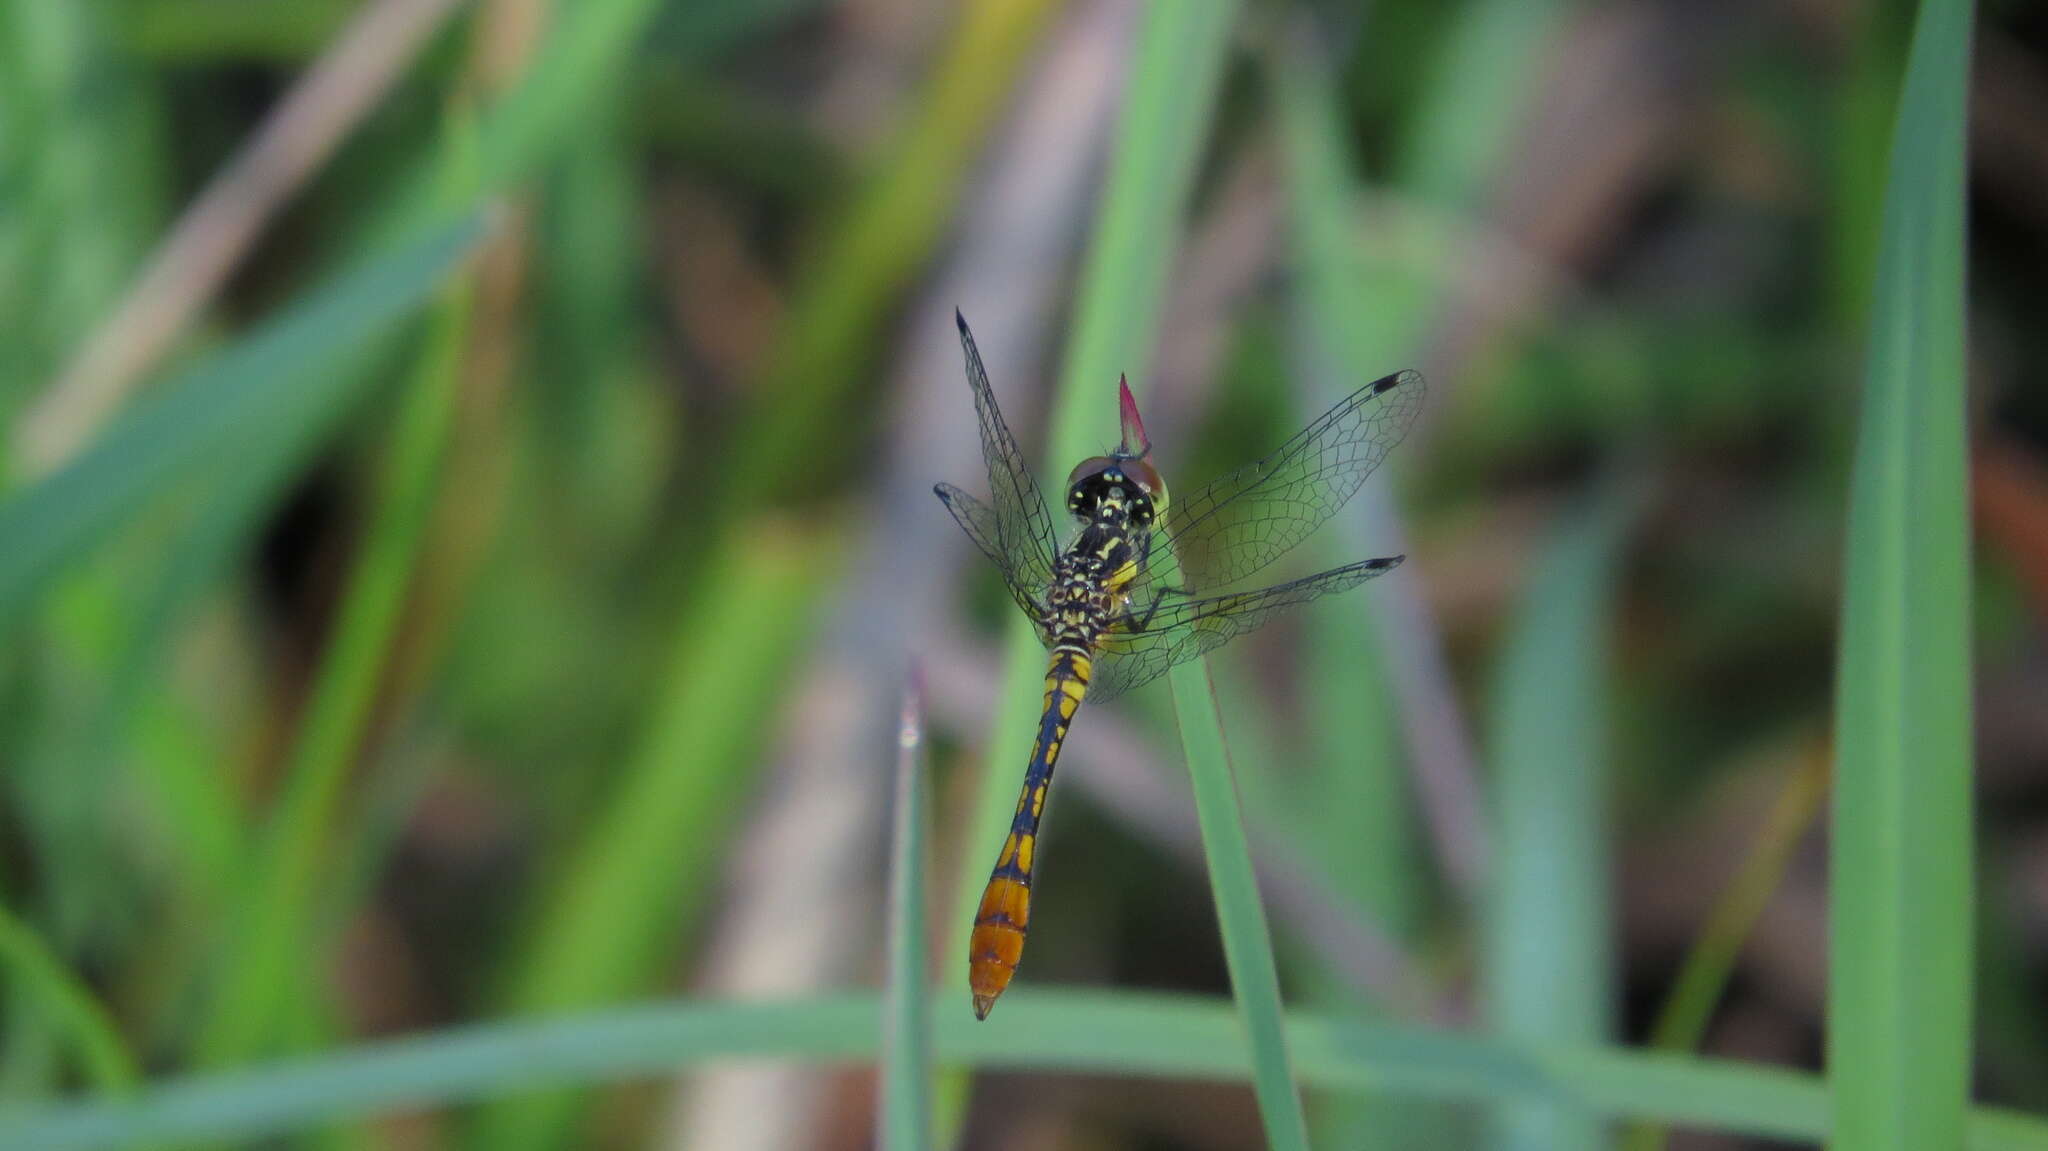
968, 643, 1092, 1020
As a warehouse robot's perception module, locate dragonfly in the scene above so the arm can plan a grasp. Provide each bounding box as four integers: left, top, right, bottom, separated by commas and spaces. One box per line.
936, 311, 1424, 1020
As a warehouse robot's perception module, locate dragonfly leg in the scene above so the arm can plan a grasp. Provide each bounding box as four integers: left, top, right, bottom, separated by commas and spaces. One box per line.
1120, 587, 1187, 633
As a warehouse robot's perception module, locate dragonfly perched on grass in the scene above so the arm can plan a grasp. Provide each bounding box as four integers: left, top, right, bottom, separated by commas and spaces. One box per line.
936, 312, 1424, 1019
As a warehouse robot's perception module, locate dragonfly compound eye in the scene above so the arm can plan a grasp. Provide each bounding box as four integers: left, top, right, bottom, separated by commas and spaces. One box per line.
1064, 456, 1120, 517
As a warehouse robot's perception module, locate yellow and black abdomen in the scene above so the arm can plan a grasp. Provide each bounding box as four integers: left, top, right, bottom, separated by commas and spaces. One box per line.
967, 644, 1091, 1019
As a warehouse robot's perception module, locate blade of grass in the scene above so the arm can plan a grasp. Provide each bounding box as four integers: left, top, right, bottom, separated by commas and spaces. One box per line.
1624, 736, 1830, 1151
1274, 0, 1571, 912
0, 0, 162, 428
1170, 662, 1314, 1149
376, 0, 818, 248
728, 0, 1064, 500
1828, 0, 1976, 1147
118, 0, 358, 61
195, 261, 476, 1067
0, 214, 487, 637
1483, 487, 1635, 1151
878, 673, 933, 1151
8, 992, 2048, 1151
1270, 29, 1462, 1144
19, 0, 468, 474
467, 524, 833, 1151
0, 906, 138, 1095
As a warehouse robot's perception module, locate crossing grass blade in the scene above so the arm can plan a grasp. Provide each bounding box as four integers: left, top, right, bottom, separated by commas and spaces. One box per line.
196, 269, 475, 1067
0, 905, 138, 1094
1483, 488, 1635, 1150
0, 215, 486, 637
878, 674, 933, 1151
1827, 1, 1976, 1147
8, 991, 2048, 1151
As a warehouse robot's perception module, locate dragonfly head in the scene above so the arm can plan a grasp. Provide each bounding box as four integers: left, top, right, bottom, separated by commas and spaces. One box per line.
1065, 454, 1166, 528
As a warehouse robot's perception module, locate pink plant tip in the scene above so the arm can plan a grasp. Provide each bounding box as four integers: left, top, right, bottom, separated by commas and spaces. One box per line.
1117, 374, 1150, 457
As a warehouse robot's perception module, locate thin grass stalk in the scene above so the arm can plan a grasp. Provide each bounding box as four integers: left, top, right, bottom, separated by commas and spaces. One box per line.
730, 0, 1063, 499
1169, 663, 1313, 1149
9, 992, 2048, 1151
1269, 34, 1448, 1146
0, 905, 138, 1094
196, 266, 475, 1066
1827, 0, 1976, 1146
878, 673, 932, 1151
1483, 488, 1634, 1151
1271, 0, 1571, 913
1624, 739, 1829, 1151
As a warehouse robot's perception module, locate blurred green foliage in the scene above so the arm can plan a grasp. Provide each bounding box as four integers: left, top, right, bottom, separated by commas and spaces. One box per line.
0, 0, 2038, 1148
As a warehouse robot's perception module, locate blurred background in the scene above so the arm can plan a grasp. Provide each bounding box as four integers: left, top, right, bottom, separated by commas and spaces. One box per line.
0, 0, 2043, 1148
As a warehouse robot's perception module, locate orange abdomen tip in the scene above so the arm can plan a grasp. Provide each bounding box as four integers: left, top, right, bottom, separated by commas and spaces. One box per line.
968, 873, 1031, 1019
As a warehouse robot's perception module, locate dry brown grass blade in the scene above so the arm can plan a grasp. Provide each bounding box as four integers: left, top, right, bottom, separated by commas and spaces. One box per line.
16, 0, 469, 478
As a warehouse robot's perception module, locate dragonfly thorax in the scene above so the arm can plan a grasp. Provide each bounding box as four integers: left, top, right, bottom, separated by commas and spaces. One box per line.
1042, 513, 1149, 644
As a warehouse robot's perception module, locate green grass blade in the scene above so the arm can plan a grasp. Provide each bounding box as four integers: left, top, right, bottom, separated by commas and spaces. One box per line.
1170, 663, 1314, 1149
0, 905, 137, 1094
375, 0, 817, 245
1268, 18, 1422, 941
117, 0, 356, 61
9, 992, 2048, 1151
729, 0, 1063, 497
468, 525, 832, 1150
1268, 23, 1468, 1144
1484, 489, 1635, 1150
1271, 0, 1571, 918
195, 269, 475, 1067
0, 215, 486, 637
878, 675, 932, 1151
1625, 739, 1829, 1151
1828, 0, 1976, 1146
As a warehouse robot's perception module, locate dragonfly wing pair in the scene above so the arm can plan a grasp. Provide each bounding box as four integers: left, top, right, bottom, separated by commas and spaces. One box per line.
940, 315, 1423, 701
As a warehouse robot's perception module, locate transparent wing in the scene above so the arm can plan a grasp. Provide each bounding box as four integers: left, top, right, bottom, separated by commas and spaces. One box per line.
1137, 370, 1423, 599
933, 311, 1059, 622
935, 483, 1053, 635
1088, 556, 1403, 703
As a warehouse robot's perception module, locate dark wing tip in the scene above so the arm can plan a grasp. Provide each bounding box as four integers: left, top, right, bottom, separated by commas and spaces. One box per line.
955, 308, 969, 333
1371, 370, 1419, 396
1373, 555, 1405, 570
933, 482, 955, 502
